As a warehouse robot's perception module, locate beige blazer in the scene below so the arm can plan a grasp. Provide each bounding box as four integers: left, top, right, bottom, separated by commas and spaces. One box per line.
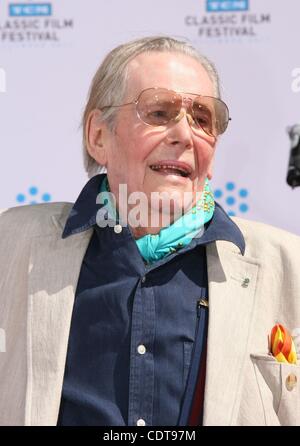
0, 202, 300, 426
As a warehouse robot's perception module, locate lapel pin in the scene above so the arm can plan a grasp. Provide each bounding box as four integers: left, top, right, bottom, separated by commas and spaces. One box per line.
242, 278, 250, 288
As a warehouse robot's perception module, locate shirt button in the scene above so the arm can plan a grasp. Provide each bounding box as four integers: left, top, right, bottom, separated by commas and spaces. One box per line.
137, 344, 146, 355
137, 418, 146, 426
286, 373, 297, 391
141, 276, 146, 283
114, 224, 122, 234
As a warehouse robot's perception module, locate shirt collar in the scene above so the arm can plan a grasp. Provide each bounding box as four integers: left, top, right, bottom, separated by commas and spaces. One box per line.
62, 174, 245, 255
62, 174, 104, 238
199, 201, 245, 255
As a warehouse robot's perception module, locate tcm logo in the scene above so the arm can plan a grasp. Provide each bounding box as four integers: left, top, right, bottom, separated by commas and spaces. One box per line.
9, 3, 52, 16
206, 0, 249, 12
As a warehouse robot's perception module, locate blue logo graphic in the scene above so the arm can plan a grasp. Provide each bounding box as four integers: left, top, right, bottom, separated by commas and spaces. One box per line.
16, 186, 52, 205
9, 3, 52, 17
214, 181, 249, 217
206, 0, 249, 12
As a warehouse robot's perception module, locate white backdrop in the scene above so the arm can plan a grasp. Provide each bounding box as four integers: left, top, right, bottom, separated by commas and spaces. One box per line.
0, 0, 299, 234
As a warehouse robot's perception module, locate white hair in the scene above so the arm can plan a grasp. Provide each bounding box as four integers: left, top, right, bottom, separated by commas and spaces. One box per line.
81, 35, 221, 178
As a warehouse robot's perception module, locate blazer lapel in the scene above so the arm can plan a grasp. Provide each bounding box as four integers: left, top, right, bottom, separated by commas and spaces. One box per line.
25, 213, 93, 426
203, 241, 260, 426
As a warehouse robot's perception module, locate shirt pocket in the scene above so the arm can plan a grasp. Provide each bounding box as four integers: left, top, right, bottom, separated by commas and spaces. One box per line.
183, 341, 193, 387
250, 353, 300, 425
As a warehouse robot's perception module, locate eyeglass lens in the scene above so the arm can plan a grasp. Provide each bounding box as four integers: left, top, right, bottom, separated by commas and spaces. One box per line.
136, 88, 229, 137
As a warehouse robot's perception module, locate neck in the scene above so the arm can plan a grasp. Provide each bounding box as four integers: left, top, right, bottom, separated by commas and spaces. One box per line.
119, 205, 185, 239
130, 224, 164, 239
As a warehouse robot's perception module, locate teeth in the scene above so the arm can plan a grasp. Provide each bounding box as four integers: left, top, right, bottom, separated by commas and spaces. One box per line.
150, 164, 190, 177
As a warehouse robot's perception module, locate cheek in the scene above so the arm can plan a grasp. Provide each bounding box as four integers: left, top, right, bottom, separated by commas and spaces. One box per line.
114, 124, 155, 164
127, 134, 164, 164
107, 133, 157, 187
194, 139, 215, 168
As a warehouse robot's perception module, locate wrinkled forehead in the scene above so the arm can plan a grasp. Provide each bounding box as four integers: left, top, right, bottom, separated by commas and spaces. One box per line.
124, 52, 215, 101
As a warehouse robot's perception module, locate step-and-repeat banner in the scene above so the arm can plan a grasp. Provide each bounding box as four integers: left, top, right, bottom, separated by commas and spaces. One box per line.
0, 0, 299, 234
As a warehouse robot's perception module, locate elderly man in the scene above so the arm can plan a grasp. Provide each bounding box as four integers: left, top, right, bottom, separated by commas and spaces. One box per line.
0, 36, 300, 427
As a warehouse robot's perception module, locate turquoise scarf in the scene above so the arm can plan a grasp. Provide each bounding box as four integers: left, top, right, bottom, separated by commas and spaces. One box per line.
100, 176, 215, 263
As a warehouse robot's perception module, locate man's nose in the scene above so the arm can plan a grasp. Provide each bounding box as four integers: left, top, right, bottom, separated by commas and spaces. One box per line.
166, 109, 194, 148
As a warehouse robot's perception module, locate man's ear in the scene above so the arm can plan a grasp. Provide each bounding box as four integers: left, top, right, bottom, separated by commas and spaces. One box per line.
85, 109, 108, 166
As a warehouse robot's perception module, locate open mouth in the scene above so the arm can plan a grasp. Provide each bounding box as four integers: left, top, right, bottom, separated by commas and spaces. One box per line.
149, 162, 193, 178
